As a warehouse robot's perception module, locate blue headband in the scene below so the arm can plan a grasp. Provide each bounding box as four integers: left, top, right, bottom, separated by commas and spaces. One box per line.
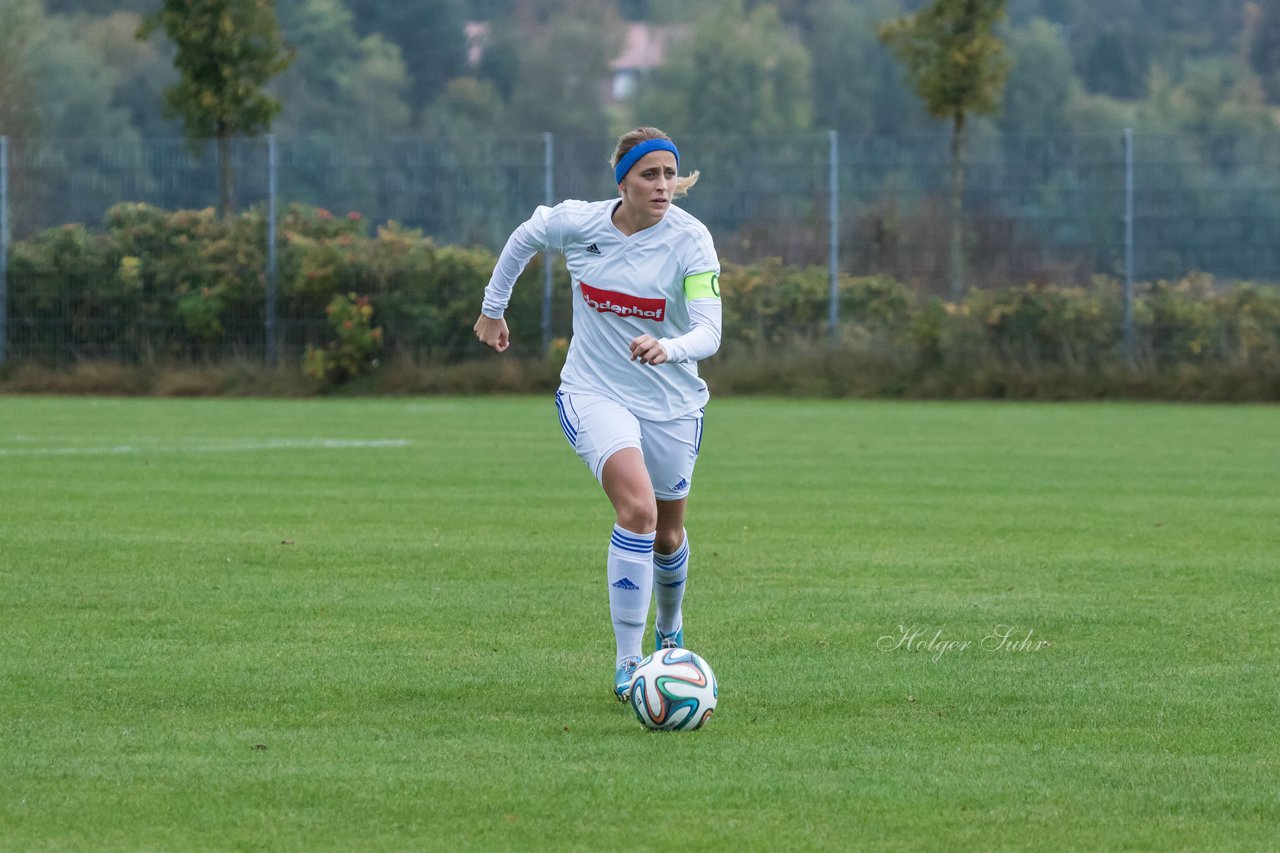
614, 138, 680, 184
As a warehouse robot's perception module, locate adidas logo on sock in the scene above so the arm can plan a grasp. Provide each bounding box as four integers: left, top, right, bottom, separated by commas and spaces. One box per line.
585, 243, 602, 255
611, 577, 640, 591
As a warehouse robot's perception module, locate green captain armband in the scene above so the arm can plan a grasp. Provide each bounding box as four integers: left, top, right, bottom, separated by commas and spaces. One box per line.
684, 271, 720, 300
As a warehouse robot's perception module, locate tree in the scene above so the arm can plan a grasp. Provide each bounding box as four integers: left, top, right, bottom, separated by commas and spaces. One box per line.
1008, 0, 1243, 100
880, 0, 1010, 300
807, 0, 932, 135
504, 1, 624, 138
0, 0, 42, 139
31, 17, 140, 142
139, 0, 293, 218
12, 13, 148, 236
1076, 18, 1152, 100
421, 77, 506, 138
77, 12, 180, 137
272, 0, 412, 136
998, 17, 1076, 135
343, 0, 469, 116
1247, 0, 1280, 102
44, 0, 153, 12
635, 0, 813, 136
1140, 57, 1275, 136
474, 17, 521, 102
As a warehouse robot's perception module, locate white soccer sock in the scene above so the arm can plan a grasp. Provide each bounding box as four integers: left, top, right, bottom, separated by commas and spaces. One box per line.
653, 530, 689, 636
607, 524, 655, 667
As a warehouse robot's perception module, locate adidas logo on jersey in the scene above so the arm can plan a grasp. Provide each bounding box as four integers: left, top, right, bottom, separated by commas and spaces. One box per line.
585, 243, 602, 255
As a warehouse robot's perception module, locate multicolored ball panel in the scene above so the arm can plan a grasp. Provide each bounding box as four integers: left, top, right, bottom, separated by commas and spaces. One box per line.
629, 648, 718, 731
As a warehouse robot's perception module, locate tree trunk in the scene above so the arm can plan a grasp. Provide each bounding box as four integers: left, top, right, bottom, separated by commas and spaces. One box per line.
947, 112, 967, 302
217, 131, 234, 219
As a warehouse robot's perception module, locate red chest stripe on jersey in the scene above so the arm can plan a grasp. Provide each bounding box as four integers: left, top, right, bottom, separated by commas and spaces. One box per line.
580, 282, 666, 321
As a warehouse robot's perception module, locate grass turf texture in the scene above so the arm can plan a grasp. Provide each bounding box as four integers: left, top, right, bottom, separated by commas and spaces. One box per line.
1, 396, 1276, 850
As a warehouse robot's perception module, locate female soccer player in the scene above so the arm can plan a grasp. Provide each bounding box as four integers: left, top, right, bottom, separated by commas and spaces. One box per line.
474, 127, 722, 702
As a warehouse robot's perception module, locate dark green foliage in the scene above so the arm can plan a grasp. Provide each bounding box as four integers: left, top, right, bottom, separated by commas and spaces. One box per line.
708, 259, 1280, 400
1010, 0, 1247, 99
8, 207, 1278, 400
635, 0, 813, 135
7, 204, 519, 365
0, 0, 41, 138
272, 0, 412, 136
878, 0, 1011, 125
502, 2, 624, 138
138, 0, 292, 141
343, 0, 469, 113
139, 0, 293, 216
879, 0, 1012, 300
25, 0, 1266, 146
304, 292, 384, 385
1248, 0, 1280, 102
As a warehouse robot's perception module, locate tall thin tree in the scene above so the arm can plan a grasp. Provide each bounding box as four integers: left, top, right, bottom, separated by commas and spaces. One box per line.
1247, 0, 1280, 103
0, 0, 42, 139
880, 0, 1009, 301
139, 0, 293, 218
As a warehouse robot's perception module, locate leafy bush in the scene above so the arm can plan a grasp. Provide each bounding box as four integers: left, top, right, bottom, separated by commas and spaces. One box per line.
720, 261, 918, 352
304, 292, 384, 386
9, 223, 123, 361
275, 205, 530, 361
6, 204, 1279, 399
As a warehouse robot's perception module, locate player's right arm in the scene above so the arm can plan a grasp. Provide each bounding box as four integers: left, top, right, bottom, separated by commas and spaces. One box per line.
475, 205, 559, 352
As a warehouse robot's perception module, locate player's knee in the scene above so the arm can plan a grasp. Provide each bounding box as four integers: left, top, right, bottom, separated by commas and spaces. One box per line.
655, 528, 685, 556
615, 495, 657, 534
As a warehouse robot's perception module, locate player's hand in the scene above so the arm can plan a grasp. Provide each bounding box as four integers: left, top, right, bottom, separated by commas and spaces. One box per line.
629, 334, 668, 365
474, 314, 510, 352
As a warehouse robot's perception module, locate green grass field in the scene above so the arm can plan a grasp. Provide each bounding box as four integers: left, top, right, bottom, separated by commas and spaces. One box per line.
1, 396, 1277, 850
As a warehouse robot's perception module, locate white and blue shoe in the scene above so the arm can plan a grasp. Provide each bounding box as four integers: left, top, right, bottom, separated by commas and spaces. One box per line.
654, 626, 684, 652
614, 657, 640, 702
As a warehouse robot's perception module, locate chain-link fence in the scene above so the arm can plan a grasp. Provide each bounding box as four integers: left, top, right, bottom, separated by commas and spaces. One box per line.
1, 131, 1278, 366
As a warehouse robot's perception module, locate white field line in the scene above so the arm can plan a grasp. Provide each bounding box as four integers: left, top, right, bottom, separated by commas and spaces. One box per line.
0, 438, 412, 457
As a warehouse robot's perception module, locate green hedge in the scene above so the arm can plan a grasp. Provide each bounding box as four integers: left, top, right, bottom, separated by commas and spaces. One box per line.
719, 260, 1280, 369
6, 204, 1280, 398
8, 202, 554, 363
710, 269, 1280, 400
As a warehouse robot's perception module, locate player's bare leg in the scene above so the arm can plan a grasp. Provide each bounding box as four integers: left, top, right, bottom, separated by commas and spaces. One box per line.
602, 447, 657, 534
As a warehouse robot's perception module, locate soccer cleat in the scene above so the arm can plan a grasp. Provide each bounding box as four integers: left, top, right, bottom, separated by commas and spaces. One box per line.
654, 626, 684, 652
614, 657, 640, 702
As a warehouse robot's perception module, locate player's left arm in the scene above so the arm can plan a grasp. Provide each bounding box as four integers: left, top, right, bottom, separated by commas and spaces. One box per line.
630, 270, 722, 366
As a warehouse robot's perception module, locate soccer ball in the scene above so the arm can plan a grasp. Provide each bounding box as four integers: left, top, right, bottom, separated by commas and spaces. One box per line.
629, 647, 718, 731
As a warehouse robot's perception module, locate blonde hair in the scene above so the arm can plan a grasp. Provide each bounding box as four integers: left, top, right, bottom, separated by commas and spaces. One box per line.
611, 127, 700, 199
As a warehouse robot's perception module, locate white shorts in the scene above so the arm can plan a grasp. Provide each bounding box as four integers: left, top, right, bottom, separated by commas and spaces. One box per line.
554, 390, 704, 501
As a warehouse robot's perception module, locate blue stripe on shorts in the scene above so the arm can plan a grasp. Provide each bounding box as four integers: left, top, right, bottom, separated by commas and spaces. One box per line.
554, 391, 577, 445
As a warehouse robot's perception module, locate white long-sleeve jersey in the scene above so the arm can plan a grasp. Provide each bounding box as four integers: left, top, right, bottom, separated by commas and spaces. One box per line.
482, 199, 722, 420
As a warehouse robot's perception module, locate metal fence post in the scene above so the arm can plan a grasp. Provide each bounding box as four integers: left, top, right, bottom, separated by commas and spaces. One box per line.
0, 136, 8, 365
541, 132, 554, 354
266, 133, 279, 368
1123, 128, 1135, 365
827, 129, 839, 344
